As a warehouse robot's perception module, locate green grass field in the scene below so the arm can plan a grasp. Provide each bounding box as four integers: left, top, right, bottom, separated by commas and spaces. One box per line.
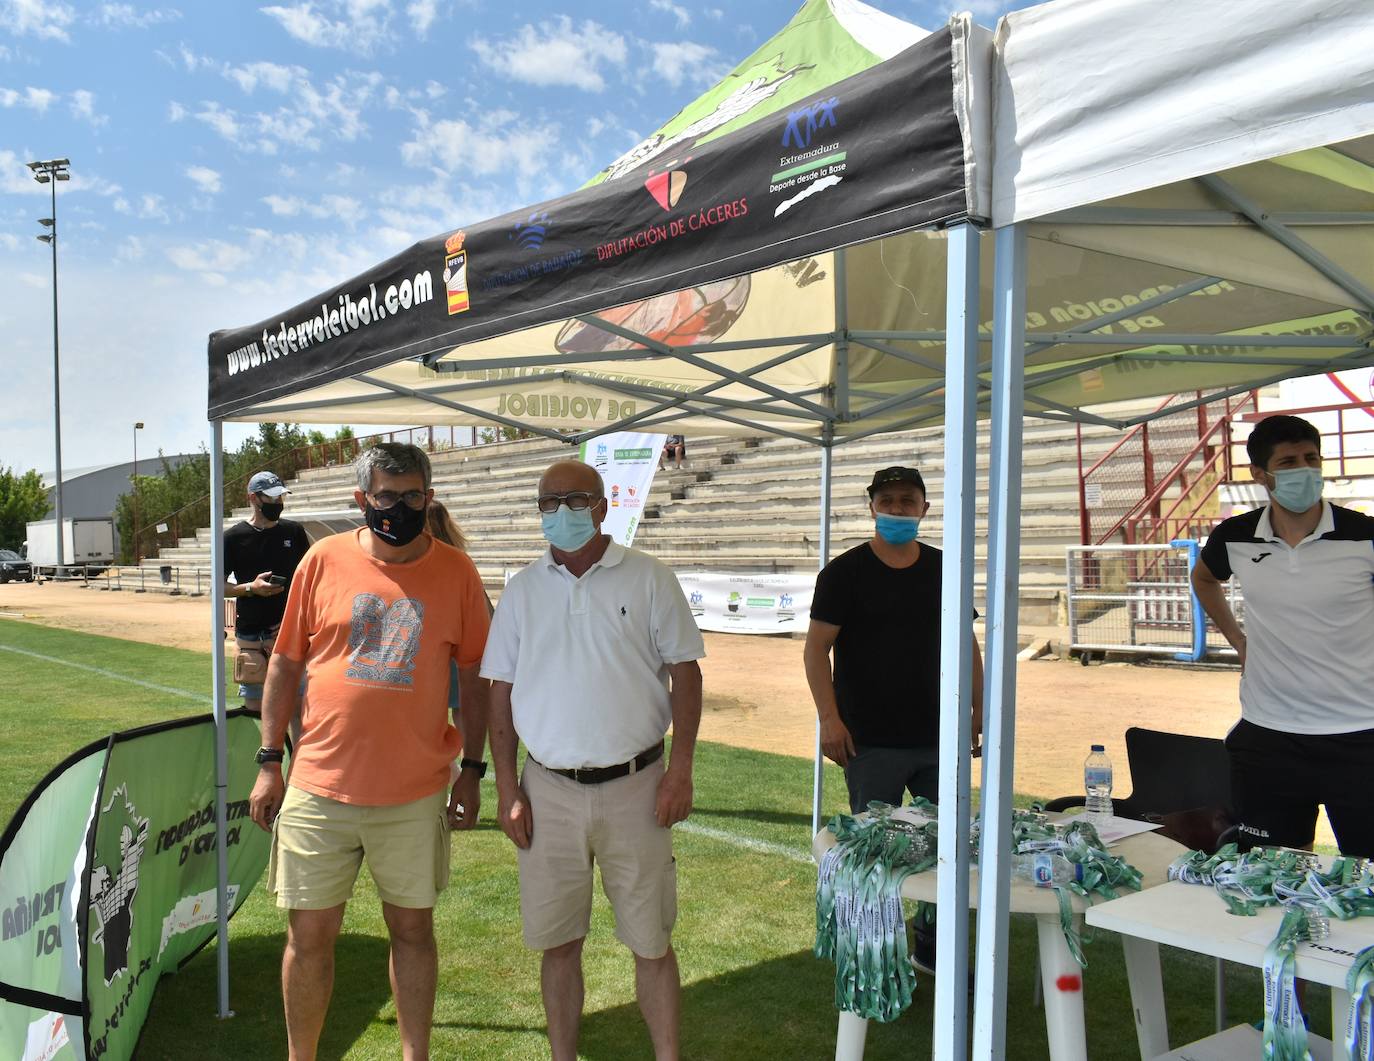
0, 617, 1324, 1058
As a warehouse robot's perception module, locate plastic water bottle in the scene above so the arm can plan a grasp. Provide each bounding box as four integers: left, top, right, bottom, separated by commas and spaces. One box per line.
1084, 744, 1114, 823
1012, 851, 1084, 888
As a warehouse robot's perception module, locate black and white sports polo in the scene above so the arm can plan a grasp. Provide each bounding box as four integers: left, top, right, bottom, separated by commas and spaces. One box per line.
1200, 501, 1374, 735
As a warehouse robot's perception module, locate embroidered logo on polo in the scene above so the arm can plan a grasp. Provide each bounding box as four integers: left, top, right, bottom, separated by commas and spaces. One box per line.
347, 593, 423, 686
1252, 552, 1272, 563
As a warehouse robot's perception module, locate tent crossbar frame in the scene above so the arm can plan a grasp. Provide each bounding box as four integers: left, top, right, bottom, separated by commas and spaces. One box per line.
1022, 331, 1357, 348
574, 314, 837, 419
1023, 275, 1225, 356
1199, 173, 1374, 313
1038, 208, 1374, 227
425, 331, 839, 372
560, 366, 833, 424
1114, 349, 1374, 367
229, 370, 573, 419
847, 335, 950, 374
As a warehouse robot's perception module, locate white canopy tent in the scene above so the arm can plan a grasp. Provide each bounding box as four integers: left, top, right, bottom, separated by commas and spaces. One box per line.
198, 0, 1374, 1057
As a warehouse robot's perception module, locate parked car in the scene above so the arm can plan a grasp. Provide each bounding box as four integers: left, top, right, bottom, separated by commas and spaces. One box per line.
0, 548, 35, 583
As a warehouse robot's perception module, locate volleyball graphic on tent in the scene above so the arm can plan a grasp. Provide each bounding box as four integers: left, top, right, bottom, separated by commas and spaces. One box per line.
555, 275, 750, 354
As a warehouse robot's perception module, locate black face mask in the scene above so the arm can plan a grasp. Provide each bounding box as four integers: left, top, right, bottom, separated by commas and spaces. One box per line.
259, 500, 284, 521
365, 499, 427, 546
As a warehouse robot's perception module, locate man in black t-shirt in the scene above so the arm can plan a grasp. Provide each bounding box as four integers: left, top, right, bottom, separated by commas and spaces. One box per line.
223, 471, 310, 714
804, 466, 983, 814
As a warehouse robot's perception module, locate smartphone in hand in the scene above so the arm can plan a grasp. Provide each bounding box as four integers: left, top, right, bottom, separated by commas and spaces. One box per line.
267, 574, 287, 587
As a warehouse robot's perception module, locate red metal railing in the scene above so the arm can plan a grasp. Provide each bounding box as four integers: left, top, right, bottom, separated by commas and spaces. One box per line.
1078, 391, 1259, 547
1230, 399, 1374, 478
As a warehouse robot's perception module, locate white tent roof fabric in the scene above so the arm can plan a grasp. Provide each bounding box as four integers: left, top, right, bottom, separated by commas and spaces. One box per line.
215, 0, 1374, 441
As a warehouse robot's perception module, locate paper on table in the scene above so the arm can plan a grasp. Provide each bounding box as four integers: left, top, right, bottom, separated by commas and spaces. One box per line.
1056, 813, 1162, 846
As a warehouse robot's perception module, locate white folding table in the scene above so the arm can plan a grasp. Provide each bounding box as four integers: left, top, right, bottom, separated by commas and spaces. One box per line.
1086, 879, 1374, 1058
813, 824, 1184, 1060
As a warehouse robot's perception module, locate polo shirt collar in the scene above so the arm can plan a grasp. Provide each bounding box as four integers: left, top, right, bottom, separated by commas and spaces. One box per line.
540, 538, 626, 572
1255, 500, 1333, 544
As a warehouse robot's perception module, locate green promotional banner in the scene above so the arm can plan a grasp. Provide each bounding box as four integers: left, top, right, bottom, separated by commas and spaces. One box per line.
82, 712, 267, 1060
0, 744, 103, 1061
0, 710, 270, 1061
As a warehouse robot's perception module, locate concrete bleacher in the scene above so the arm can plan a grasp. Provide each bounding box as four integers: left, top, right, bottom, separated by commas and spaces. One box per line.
136, 400, 1168, 624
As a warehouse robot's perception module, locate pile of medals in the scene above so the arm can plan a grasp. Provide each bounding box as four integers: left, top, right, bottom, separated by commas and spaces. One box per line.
1170, 846, 1374, 1060
815, 801, 1142, 1021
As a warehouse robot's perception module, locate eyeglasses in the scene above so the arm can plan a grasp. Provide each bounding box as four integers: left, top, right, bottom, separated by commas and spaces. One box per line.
368, 490, 428, 510
536, 491, 601, 514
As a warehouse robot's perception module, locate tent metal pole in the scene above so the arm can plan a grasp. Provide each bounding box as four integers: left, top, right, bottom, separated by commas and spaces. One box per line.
934, 221, 979, 1061
812, 430, 834, 838
972, 224, 1027, 1061
1039, 207, 1374, 227
1021, 332, 1354, 347
209, 420, 232, 1020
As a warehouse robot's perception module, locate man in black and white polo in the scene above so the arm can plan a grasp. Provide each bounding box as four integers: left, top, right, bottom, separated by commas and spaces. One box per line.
1192, 414, 1374, 856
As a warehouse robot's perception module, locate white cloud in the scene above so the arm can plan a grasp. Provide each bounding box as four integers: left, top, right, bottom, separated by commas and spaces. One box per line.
168, 100, 186, 121
471, 17, 627, 93
223, 60, 300, 94
176, 44, 216, 71
649, 0, 690, 29
400, 112, 554, 179
193, 69, 381, 153
406, 0, 435, 35
0, 85, 56, 113
139, 195, 170, 221
20, 272, 46, 288
260, 0, 396, 55
70, 88, 107, 124
194, 101, 243, 143
185, 165, 222, 194
115, 235, 145, 262
0, 0, 76, 41
262, 193, 361, 223
99, 3, 182, 28
649, 40, 723, 89
167, 237, 254, 275
0, 232, 20, 250
113, 196, 130, 213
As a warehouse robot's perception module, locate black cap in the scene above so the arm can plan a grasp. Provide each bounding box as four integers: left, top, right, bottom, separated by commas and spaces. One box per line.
867, 466, 926, 496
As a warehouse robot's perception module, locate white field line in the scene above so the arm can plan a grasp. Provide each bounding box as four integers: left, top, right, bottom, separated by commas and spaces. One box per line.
0, 642, 212, 704
677, 819, 814, 864
0, 643, 820, 864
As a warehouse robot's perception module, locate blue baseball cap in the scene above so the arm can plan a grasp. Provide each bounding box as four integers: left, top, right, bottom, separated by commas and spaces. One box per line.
247, 471, 290, 497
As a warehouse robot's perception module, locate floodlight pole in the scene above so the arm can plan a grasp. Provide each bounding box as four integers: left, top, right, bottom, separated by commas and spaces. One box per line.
29, 158, 70, 570
132, 422, 143, 564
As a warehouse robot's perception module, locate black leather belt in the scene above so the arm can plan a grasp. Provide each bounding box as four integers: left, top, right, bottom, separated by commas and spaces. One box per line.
535, 741, 663, 785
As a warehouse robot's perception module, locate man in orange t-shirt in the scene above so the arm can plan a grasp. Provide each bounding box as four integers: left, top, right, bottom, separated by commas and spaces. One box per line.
249, 442, 490, 1061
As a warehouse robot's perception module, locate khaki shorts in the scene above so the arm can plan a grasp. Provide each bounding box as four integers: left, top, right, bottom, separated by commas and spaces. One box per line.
517, 756, 677, 958
268, 786, 450, 910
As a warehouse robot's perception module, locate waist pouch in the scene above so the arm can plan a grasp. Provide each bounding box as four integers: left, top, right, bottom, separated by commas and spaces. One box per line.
233, 632, 276, 685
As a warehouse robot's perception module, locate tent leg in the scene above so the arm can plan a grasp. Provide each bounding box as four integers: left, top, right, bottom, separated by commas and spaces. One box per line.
972, 223, 1028, 1061
934, 221, 980, 1061
811, 439, 834, 839
210, 421, 233, 1020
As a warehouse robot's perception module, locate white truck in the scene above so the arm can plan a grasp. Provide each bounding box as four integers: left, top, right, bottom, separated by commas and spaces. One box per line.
24, 517, 116, 572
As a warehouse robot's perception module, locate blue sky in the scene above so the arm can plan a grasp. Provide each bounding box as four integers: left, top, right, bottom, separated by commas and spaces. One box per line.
1, 0, 1026, 477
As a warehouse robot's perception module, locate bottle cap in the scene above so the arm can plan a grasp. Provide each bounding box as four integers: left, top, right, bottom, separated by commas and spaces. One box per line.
1090, 744, 1105, 751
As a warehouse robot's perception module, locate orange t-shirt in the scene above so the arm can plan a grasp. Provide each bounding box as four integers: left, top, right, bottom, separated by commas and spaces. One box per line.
274, 529, 489, 805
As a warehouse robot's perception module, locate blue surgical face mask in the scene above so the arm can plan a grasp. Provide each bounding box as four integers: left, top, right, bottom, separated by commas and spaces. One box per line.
541, 505, 598, 552
1268, 466, 1323, 514
875, 513, 920, 545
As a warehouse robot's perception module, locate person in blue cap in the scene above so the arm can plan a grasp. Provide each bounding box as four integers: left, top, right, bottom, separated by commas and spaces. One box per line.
223, 470, 311, 716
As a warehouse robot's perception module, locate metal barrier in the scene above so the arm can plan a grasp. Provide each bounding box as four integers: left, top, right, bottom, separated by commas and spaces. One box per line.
82, 565, 212, 597
1066, 542, 1243, 661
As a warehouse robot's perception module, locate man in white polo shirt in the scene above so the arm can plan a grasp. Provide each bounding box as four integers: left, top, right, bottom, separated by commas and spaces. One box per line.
1192, 414, 1374, 857
481, 459, 705, 1061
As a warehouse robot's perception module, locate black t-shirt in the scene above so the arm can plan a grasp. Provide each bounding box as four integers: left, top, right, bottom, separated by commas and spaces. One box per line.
811, 541, 959, 750
223, 519, 310, 633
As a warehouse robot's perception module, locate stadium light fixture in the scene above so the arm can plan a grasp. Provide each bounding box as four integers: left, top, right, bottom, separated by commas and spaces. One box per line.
29, 157, 71, 568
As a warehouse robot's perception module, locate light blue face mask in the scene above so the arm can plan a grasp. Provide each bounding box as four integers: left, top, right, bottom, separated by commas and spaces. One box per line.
541, 505, 598, 552
1269, 466, 1323, 514
874, 513, 920, 545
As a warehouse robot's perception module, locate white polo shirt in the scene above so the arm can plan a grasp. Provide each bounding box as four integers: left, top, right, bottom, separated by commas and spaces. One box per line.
480, 541, 706, 769
1199, 501, 1374, 734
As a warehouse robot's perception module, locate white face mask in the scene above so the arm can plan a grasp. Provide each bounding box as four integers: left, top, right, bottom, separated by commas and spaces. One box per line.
1268, 466, 1323, 514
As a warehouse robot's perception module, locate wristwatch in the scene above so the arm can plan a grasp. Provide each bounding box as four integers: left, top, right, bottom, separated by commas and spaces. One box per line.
255, 746, 285, 765
459, 758, 488, 778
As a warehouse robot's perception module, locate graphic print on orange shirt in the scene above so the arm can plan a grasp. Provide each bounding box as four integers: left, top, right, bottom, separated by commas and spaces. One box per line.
347, 594, 423, 687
